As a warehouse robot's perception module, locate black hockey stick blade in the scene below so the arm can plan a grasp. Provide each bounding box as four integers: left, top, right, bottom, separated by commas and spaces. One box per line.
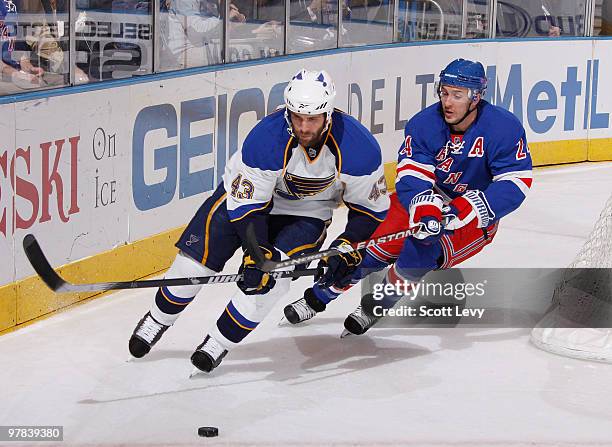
23, 234, 67, 292
244, 223, 267, 267
22, 234, 317, 294
244, 223, 282, 271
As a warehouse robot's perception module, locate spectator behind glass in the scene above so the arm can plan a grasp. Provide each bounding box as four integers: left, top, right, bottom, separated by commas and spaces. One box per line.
227, 0, 285, 61
1, 0, 45, 92
287, 0, 341, 54
1, 0, 83, 93
159, 0, 245, 70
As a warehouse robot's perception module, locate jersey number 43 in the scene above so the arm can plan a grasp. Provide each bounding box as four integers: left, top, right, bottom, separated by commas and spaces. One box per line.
231, 174, 255, 199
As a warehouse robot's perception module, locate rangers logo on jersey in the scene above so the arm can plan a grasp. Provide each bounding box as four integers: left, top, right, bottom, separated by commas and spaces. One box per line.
448, 137, 465, 155
276, 172, 336, 200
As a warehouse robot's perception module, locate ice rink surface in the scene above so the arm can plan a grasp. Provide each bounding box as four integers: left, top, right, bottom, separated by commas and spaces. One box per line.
2, 162, 612, 446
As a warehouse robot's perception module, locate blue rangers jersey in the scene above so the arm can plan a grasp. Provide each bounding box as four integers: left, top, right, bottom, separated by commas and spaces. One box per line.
1, 0, 19, 70
395, 100, 532, 222
224, 108, 389, 245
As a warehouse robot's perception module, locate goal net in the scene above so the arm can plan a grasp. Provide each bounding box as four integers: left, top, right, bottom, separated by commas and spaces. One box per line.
530, 194, 612, 362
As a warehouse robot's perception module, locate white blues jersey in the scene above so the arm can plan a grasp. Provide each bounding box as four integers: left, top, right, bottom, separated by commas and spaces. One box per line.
223, 108, 389, 239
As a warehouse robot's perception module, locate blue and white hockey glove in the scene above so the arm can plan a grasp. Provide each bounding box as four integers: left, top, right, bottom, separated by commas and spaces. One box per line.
316, 238, 362, 289
444, 190, 495, 230
238, 246, 280, 295
408, 190, 444, 244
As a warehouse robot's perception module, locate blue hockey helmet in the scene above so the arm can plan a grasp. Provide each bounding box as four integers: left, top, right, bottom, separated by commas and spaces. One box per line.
437, 59, 487, 99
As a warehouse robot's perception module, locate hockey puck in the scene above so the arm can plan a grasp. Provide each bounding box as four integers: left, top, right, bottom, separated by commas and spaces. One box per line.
198, 426, 219, 437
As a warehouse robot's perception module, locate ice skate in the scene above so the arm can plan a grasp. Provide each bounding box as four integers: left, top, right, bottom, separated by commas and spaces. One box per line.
128, 311, 170, 358
341, 305, 381, 337
282, 287, 327, 325
190, 334, 228, 373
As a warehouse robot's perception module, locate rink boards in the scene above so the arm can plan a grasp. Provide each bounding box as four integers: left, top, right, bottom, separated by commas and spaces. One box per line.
0, 38, 611, 332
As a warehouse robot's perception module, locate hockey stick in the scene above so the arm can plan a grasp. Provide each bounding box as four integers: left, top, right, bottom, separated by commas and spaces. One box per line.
22, 234, 317, 294
245, 223, 418, 273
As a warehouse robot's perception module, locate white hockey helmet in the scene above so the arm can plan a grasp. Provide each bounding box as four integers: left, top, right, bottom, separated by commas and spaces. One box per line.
284, 69, 336, 132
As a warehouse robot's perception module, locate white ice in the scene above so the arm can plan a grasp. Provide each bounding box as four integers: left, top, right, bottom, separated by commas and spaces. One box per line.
1, 162, 612, 446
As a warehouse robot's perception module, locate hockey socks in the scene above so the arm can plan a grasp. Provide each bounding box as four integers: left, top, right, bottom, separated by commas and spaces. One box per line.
215, 299, 260, 344
214, 275, 293, 346
151, 251, 215, 326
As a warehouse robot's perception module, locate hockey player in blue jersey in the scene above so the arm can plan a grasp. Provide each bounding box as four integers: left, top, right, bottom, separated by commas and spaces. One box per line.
127, 69, 389, 372
283, 58, 533, 335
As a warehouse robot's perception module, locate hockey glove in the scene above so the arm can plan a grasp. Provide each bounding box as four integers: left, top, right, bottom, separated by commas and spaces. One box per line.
237, 246, 279, 295
316, 238, 363, 289
444, 190, 495, 230
408, 190, 444, 244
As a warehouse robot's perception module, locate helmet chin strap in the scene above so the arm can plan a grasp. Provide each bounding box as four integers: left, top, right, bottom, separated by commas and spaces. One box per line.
284, 108, 296, 137
448, 101, 478, 128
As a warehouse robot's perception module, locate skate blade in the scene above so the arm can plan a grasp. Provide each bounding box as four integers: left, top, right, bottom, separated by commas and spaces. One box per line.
278, 316, 289, 327
189, 367, 202, 379
340, 329, 353, 339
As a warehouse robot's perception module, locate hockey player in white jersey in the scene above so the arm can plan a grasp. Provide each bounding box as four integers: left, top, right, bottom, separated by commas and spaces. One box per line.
128, 69, 389, 373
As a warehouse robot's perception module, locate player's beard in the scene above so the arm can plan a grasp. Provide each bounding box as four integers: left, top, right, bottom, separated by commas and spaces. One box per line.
296, 124, 326, 147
